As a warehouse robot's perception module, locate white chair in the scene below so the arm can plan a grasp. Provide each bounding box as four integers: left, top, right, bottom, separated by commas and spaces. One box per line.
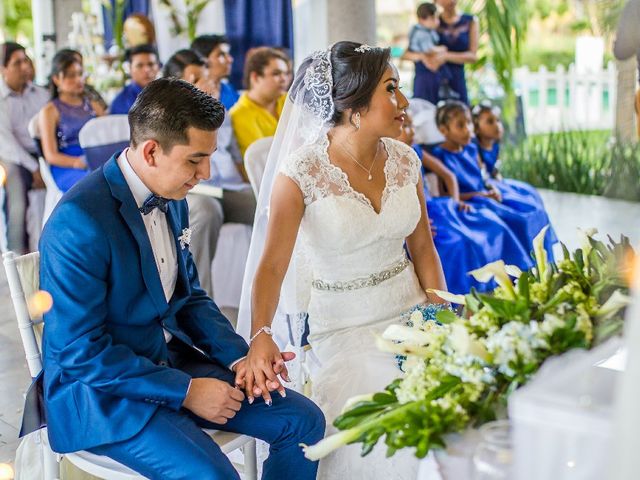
28, 115, 62, 228
78, 115, 130, 170
3, 250, 258, 480
407, 98, 445, 145
244, 136, 273, 197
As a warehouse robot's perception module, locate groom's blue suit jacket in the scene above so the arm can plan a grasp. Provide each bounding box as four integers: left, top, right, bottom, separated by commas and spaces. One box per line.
40, 155, 249, 453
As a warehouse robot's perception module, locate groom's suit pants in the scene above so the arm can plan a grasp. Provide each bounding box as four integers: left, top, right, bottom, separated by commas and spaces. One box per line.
88, 340, 325, 480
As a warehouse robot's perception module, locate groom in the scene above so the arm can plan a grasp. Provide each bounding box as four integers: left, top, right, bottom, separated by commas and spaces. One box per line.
39, 78, 324, 479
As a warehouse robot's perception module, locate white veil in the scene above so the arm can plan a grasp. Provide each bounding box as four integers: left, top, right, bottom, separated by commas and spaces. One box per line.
236, 47, 335, 353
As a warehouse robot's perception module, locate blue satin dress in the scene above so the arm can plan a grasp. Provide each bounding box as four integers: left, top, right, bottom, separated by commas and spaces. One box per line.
475, 140, 558, 258
431, 142, 555, 262
50, 98, 95, 192
414, 145, 531, 295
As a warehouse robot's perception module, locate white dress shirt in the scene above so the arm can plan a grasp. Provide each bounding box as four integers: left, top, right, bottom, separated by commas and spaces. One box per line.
117, 150, 244, 369
0, 78, 49, 172
117, 150, 176, 342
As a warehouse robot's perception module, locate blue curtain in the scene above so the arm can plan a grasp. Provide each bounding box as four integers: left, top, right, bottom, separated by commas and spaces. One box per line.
223, 0, 294, 89
102, 0, 150, 50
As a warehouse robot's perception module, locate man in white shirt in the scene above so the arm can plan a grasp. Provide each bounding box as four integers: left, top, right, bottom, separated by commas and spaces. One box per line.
36, 77, 324, 479
0, 42, 49, 252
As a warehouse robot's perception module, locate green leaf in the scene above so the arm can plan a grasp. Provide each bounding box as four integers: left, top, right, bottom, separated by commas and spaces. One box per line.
436, 309, 459, 324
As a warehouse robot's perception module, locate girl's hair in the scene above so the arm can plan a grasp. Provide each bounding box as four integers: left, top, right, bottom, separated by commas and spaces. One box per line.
435, 100, 468, 127
329, 41, 391, 126
48, 50, 82, 99
162, 49, 205, 79
471, 101, 501, 129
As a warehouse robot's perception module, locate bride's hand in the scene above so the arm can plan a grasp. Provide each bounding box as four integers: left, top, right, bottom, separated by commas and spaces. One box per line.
241, 335, 295, 405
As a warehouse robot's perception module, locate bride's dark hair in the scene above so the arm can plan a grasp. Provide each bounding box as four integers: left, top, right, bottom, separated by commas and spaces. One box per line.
330, 41, 391, 126
289, 41, 391, 127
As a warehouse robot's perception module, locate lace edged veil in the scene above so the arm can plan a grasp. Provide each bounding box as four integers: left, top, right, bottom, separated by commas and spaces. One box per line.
236, 48, 335, 349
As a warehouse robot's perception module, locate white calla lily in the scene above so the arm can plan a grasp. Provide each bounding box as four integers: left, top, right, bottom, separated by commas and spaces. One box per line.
533, 226, 550, 279
302, 429, 362, 460
375, 336, 432, 357
469, 260, 516, 299
505, 264, 523, 278
382, 324, 434, 344
596, 290, 632, 321
427, 288, 466, 305
449, 323, 489, 361
341, 393, 375, 413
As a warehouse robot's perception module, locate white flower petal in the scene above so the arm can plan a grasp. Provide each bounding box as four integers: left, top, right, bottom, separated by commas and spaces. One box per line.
427, 289, 466, 305
382, 325, 433, 344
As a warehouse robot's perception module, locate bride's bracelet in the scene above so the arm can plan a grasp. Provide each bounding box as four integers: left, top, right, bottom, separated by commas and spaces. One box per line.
249, 326, 273, 344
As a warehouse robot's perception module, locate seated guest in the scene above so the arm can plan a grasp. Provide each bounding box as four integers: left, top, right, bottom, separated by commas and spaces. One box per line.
471, 101, 558, 257
191, 34, 240, 109
37, 77, 324, 478
110, 44, 160, 114
39, 50, 106, 193
431, 100, 556, 259
162, 49, 225, 298
0, 42, 49, 253
399, 113, 530, 293
57, 48, 108, 112
230, 47, 290, 157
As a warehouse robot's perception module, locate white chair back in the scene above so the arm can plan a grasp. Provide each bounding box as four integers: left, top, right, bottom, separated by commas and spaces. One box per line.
408, 98, 445, 145
78, 115, 130, 170
244, 136, 273, 197
3, 251, 42, 378
38, 158, 62, 227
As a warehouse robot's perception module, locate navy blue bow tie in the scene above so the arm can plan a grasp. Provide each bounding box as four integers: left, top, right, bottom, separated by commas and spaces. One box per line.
139, 194, 170, 215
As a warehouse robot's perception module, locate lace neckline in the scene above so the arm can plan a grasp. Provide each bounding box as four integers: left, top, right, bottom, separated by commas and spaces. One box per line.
319, 135, 394, 215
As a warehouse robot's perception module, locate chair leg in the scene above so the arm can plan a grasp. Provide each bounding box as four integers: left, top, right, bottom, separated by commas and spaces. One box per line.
41, 430, 61, 480
243, 439, 258, 480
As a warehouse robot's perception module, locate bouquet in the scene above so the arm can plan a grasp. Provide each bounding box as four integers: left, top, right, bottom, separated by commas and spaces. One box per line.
303, 227, 634, 460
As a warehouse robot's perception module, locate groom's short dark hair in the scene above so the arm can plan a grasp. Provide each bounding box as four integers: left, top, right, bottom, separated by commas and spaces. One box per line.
128, 77, 225, 152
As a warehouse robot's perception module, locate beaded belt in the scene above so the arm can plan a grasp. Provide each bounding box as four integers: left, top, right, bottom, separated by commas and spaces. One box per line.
311, 256, 410, 292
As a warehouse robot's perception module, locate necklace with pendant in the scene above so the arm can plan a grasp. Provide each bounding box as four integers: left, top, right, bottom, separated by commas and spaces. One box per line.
340, 141, 381, 181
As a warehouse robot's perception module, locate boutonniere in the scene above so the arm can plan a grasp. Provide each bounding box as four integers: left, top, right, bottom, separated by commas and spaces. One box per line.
178, 227, 192, 250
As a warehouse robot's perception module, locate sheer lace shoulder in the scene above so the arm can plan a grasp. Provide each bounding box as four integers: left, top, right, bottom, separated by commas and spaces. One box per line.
382, 138, 421, 192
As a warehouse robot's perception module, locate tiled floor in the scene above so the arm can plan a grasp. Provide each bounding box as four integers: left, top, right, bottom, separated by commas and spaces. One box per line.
0, 189, 638, 476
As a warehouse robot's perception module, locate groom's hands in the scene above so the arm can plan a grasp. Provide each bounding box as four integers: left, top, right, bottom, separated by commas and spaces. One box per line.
182, 378, 245, 424
239, 335, 295, 406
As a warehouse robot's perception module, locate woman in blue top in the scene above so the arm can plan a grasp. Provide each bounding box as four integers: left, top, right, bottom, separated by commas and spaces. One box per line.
39, 50, 105, 192
472, 102, 559, 255
405, 1, 478, 105
431, 101, 556, 260
399, 113, 530, 293
436, 0, 478, 104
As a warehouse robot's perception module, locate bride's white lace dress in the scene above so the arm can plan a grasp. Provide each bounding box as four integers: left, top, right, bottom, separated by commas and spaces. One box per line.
281, 135, 430, 479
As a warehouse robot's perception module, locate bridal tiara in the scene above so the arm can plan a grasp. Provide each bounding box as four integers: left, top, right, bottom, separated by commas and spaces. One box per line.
354, 44, 374, 53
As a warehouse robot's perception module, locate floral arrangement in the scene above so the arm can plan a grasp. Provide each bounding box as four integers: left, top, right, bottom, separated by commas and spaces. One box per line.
157, 0, 212, 42
303, 227, 634, 460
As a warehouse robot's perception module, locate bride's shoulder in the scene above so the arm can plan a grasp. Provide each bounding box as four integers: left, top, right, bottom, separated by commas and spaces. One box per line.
382, 138, 421, 170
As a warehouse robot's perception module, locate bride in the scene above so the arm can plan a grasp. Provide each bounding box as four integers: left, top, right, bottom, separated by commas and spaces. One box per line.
236, 41, 448, 478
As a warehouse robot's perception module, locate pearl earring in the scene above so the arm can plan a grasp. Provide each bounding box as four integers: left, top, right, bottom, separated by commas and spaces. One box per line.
354, 112, 361, 130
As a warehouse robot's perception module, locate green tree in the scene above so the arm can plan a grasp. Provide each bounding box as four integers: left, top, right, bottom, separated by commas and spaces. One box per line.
1, 0, 34, 44
461, 0, 531, 115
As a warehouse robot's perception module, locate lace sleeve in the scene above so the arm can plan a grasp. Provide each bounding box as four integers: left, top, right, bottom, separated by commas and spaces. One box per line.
279, 146, 322, 205
384, 138, 421, 188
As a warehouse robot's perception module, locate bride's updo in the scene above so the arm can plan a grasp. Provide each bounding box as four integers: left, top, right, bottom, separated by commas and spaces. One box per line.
329, 41, 391, 126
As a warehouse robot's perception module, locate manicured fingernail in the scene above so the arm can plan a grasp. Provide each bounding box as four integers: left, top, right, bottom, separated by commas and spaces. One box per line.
266, 399, 272, 407
248, 396, 254, 404
279, 389, 286, 398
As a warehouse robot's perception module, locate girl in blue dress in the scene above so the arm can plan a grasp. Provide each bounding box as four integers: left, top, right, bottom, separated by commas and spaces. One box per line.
399, 113, 531, 294
472, 102, 558, 257
430, 101, 556, 261
40, 50, 104, 192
